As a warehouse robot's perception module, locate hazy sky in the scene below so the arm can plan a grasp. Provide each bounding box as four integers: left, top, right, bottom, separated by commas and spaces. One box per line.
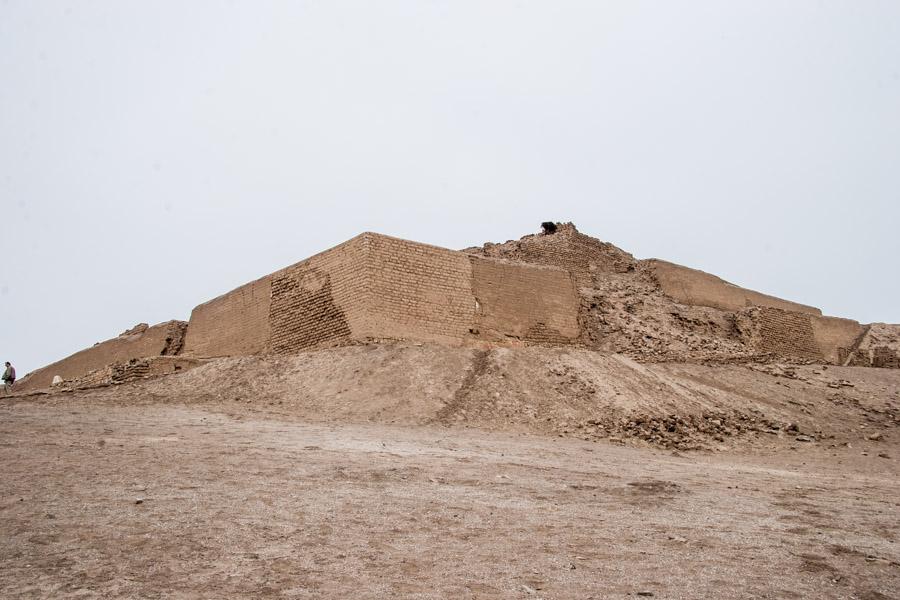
1, 1, 898, 376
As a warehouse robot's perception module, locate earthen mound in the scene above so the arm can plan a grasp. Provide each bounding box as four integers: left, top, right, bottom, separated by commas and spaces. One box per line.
41, 343, 900, 452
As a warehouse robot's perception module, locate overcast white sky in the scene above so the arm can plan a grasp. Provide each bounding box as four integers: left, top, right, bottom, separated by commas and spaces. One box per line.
1, 1, 898, 376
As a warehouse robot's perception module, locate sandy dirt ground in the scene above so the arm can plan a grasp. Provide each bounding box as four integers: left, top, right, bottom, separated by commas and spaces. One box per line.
2, 396, 899, 599
28, 345, 900, 452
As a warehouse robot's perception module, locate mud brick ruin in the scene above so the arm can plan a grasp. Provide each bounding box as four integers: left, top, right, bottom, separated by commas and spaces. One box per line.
16, 224, 900, 392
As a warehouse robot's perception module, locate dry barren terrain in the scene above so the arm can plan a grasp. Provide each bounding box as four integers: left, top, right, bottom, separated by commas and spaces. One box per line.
2, 344, 899, 598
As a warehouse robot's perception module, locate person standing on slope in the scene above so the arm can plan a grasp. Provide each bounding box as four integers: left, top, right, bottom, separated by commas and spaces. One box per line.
2, 362, 15, 393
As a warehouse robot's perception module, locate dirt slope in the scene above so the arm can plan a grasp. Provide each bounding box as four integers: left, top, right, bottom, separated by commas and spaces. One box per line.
28, 343, 900, 452
4, 344, 900, 598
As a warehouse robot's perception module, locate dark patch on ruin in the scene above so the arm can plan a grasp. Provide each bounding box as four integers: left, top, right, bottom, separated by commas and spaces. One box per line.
434, 349, 492, 422
523, 322, 571, 346
541, 221, 558, 235
160, 321, 188, 356
269, 266, 352, 354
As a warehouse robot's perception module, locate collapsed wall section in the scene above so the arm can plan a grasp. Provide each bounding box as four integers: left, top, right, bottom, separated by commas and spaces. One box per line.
17, 320, 188, 392
845, 324, 900, 368
809, 315, 865, 365
468, 223, 636, 288
644, 260, 874, 365
59, 356, 203, 389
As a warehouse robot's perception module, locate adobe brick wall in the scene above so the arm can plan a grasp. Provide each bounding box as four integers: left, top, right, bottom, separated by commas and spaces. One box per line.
470, 257, 579, 344
736, 308, 823, 361
16, 320, 188, 392
269, 235, 370, 353
184, 236, 372, 357
648, 260, 821, 316
182, 276, 273, 357
60, 356, 202, 389
182, 232, 581, 356
364, 234, 476, 344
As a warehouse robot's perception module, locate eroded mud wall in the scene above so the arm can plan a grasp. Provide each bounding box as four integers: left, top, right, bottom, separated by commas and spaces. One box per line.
469, 257, 579, 344
17, 321, 188, 392
469, 223, 635, 288
268, 236, 369, 353
809, 315, 865, 365
846, 324, 900, 368
183, 233, 582, 355
648, 260, 821, 316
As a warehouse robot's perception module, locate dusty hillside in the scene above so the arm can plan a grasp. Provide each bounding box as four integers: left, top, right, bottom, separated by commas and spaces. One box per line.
5, 344, 900, 599
3, 389, 900, 599
27, 343, 900, 452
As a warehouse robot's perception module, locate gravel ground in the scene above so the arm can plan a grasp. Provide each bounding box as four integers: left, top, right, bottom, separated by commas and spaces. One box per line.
1, 399, 898, 599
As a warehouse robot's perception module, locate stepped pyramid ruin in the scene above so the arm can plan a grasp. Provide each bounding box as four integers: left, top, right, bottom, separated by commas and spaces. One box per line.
16, 224, 900, 392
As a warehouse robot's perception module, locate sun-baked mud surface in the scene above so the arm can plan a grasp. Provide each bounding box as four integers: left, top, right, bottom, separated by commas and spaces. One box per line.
1, 399, 899, 599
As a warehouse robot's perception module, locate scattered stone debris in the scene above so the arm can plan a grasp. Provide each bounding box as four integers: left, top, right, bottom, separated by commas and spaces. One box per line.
50, 357, 204, 391
561, 411, 812, 451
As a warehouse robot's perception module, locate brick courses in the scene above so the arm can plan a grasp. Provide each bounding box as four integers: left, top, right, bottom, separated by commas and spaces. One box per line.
844, 323, 900, 368
184, 232, 581, 357
364, 234, 476, 344
736, 307, 823, 361
268, 236, 370, 353
182, 277, 273, 357
470, 257, 578, 343
57, 356, 203, 389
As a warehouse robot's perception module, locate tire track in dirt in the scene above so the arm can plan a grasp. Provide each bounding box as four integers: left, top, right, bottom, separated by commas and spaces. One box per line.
433, 349, 491, 424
